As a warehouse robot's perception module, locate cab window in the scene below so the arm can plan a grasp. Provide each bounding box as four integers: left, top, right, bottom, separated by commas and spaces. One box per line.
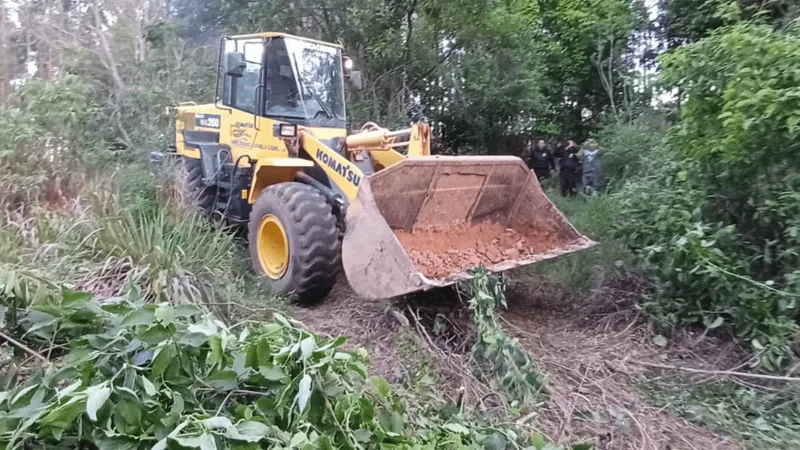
222, 38, 263, 114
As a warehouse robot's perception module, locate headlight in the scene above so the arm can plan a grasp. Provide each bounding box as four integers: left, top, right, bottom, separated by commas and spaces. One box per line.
344, 58, 354, 71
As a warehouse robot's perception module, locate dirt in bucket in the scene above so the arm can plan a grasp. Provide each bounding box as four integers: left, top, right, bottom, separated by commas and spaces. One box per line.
393, 222, 561, 279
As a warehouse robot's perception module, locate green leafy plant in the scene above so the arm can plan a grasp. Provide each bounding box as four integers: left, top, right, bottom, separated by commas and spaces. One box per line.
614, 145, 800, 368
89, 196, 237, 303
609, 21, 800, 369
466, 269, 545, 405
0, 278, 583, 450
646, 380, 800, 449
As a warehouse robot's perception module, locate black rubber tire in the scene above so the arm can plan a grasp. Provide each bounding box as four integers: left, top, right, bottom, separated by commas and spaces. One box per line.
248, 182, 340, 305
180, 157, 216, 214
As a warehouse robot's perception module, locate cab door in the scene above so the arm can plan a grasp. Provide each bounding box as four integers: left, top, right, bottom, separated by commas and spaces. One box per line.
219, 37, 286, 161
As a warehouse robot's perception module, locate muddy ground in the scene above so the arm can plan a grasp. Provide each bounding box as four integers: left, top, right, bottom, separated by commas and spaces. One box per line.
296, 273, 746, 450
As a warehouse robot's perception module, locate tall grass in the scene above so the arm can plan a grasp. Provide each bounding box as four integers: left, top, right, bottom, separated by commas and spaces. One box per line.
89, 197, 236, 301
0, 222, 22, 264
532, 191, 633, 292
0, 163, 280, 319
95, 202, 233, 277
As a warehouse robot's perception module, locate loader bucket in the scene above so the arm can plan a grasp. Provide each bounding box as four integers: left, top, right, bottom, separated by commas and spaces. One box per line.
341, 156, 596, 300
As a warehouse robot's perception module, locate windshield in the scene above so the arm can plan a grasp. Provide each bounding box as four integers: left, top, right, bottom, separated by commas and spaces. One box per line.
264, 38, 346, 128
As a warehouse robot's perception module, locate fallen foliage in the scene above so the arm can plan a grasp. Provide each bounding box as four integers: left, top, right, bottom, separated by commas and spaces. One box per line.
0, 270, 590, 450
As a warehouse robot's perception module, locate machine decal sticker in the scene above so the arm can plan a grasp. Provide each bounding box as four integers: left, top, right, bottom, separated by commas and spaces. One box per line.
316, 149, 361, 186
195, 114, 221, 129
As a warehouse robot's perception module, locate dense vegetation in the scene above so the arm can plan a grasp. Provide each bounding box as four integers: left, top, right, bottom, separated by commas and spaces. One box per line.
1, 0, 799, 448
612, 19, 800, 369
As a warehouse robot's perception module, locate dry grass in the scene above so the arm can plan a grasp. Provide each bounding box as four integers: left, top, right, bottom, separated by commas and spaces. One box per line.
296, 271, 748, 449
295, 280, 501, 409
503, 273, 745, 449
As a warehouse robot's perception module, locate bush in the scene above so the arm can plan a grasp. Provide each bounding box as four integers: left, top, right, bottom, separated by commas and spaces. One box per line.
615, 148, 798, 368
0, 75, 108, 209
659, 21, 800, 282
594, 113, 669, 185
606, 21, 800, 369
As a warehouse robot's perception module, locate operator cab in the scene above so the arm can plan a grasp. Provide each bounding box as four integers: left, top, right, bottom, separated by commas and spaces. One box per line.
219, 33, 359, 129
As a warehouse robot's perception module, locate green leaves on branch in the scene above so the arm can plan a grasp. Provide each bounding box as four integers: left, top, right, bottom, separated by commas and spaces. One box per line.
613, 22, 800, 369
0, 288, 376, 449
0, 281, 570, 449
466, 269, 545, 405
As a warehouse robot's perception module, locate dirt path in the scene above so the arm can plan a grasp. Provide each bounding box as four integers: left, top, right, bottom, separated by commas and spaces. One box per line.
295, 274, 745, 450
503, 276, 744, 449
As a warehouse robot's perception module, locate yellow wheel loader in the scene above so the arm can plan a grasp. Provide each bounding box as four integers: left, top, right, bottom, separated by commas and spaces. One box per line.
164, 32, 595, 304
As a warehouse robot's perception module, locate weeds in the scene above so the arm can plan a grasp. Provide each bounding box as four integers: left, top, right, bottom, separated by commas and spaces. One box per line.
0, 224, 22, 264
92, 200, 235, 295
534, 191, 632, 292
0, 168, 276, 320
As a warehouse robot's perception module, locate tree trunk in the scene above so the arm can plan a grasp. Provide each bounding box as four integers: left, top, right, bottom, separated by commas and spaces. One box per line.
0, 0, 7, 106
91, 0, 125, 93
595, 38, 617, 118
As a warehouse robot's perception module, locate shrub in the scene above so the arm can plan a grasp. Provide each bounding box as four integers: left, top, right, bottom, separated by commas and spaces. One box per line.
594, 113, 669, 185
660, 21, 800, 282
615, 144, 799, 369
605, 21, 800, 369
0, 75, 107, 209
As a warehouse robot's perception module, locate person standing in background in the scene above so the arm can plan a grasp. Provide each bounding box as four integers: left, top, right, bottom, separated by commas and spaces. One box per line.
529, 139, 555, 181
579, 139, 604, 194
555, 140, 580, 197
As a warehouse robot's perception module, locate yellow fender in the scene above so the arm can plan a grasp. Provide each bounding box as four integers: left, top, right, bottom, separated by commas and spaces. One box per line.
248, 157, 314, 204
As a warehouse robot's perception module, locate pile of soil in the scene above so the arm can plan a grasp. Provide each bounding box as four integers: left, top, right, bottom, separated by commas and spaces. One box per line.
393, 222, 561, 279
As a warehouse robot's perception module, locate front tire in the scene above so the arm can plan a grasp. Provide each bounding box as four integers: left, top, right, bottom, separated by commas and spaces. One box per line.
248, 182, 340, 305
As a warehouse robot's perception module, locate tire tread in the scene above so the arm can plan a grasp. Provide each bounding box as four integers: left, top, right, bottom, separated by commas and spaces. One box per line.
248, 182, 340, 304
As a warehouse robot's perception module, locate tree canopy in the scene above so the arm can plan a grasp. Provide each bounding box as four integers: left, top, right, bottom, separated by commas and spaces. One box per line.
0, 0, 656, 155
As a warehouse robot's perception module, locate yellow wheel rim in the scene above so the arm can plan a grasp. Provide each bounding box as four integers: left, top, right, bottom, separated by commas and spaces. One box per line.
257, 214, 289, 279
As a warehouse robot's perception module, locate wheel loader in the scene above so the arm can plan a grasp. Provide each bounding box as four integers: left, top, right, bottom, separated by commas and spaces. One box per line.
163, 32, 595, 304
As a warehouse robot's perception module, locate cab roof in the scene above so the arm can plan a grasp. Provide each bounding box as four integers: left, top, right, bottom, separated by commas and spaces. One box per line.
227, 32, 342, 48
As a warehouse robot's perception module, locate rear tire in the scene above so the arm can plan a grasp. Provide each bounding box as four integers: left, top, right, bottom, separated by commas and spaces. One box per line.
248, 182, 340, 305
180, 157, 216, 214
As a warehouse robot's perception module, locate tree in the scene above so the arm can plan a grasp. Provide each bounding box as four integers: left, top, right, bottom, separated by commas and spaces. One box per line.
536, 0, 648, 137
658, 0, 798, 49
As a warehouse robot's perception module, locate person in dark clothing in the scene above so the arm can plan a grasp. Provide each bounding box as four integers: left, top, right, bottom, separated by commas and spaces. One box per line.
529, 139, 555, 181
554, 139, 580, 197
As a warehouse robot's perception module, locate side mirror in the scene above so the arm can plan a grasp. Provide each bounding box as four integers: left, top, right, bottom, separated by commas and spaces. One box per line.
348, 71, 363, 91
226, 52, 247, 78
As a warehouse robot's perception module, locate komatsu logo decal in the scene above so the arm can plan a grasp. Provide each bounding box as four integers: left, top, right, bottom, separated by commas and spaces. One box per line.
316, 149, 361, 186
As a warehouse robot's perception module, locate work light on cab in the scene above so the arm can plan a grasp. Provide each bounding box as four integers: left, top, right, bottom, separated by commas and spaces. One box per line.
279, 123, 297, 138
